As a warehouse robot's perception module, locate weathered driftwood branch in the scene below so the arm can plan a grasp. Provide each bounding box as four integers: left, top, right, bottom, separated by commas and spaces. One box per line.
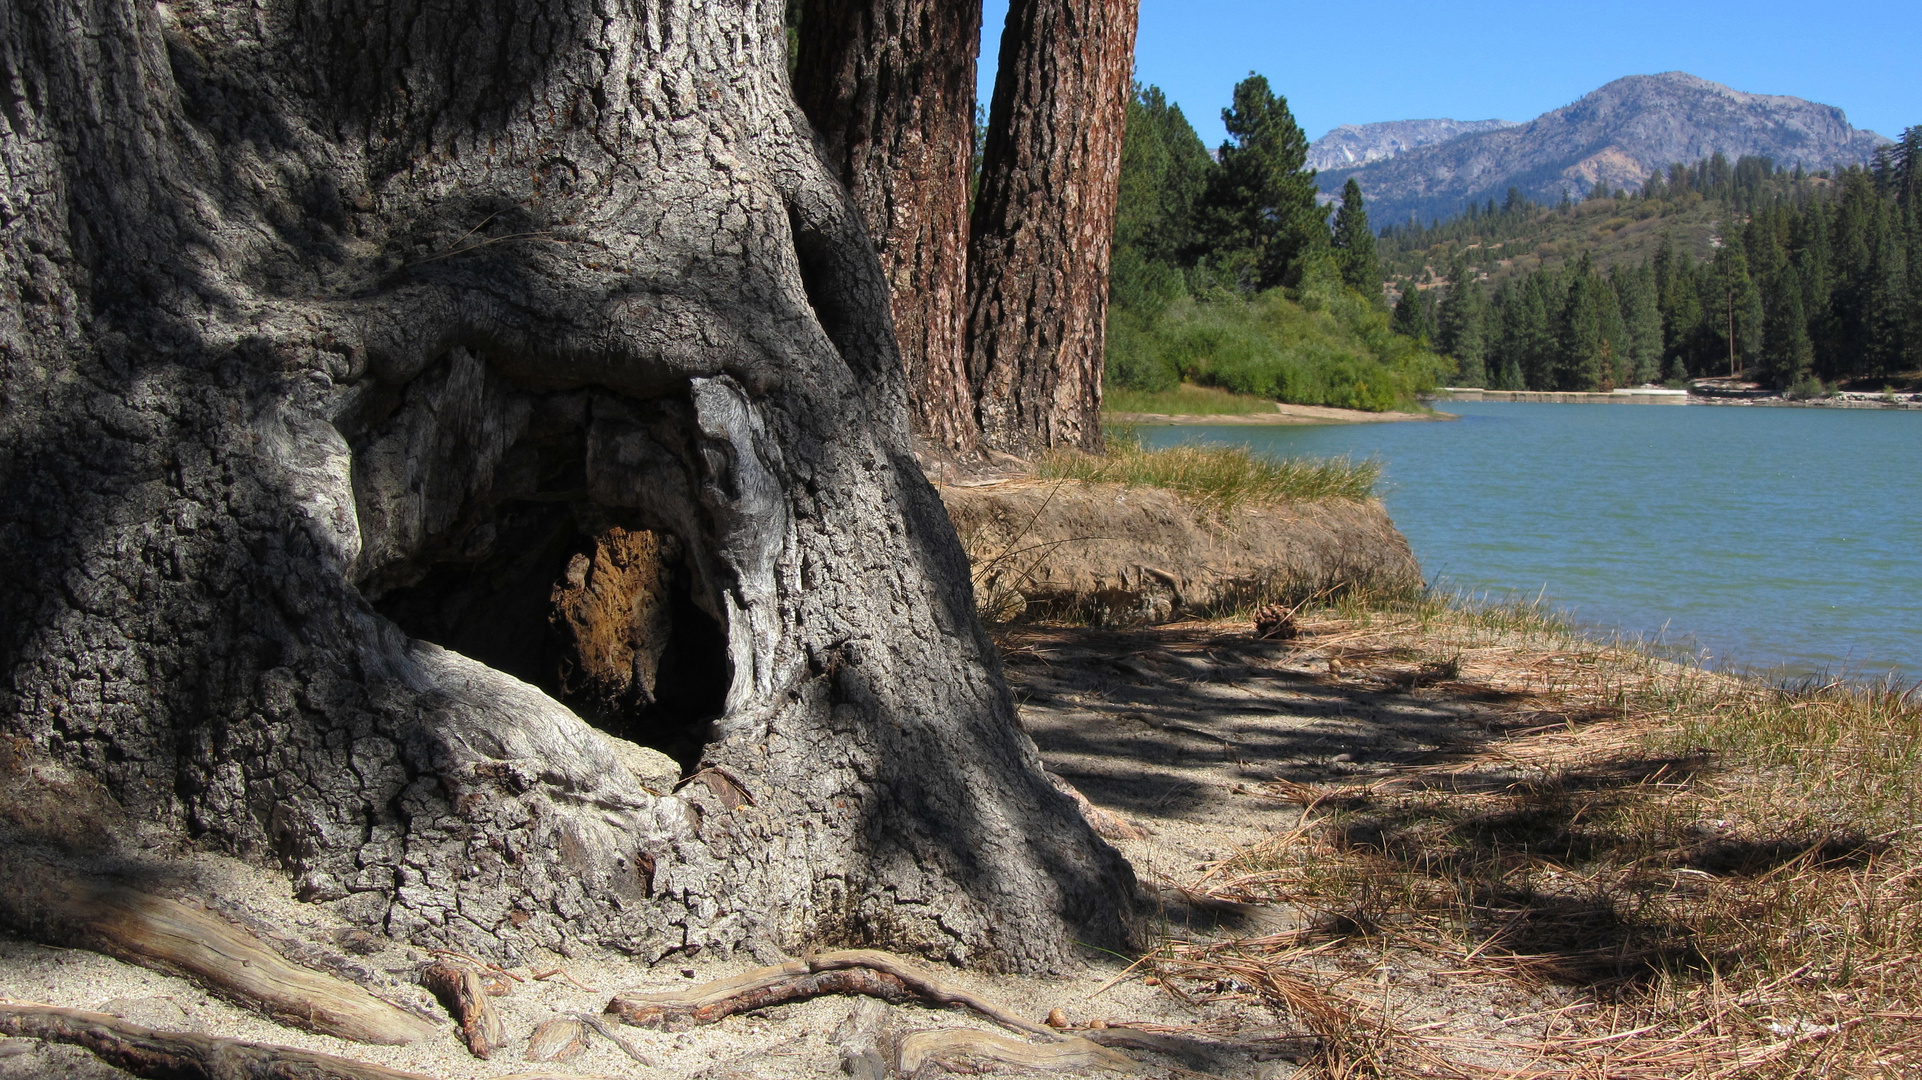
897, 1028, 1136, 1074
0, 1001, 434, 1080
604, 948, 1056, 1037
420, 960, 506, 1058
606, 964, 913, 1031
0, 855, 437, 1045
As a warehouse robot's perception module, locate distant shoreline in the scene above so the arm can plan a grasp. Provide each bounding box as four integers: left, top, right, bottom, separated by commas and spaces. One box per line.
1432, 387, 1922, 411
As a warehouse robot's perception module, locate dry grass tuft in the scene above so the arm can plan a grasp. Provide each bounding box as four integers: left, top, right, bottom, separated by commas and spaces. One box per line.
1038, 438, 1379, 514
1125, 597, 1922, 1077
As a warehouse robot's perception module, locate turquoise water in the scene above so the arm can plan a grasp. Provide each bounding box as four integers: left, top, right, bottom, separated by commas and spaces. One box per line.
1138, 403, 1922, 681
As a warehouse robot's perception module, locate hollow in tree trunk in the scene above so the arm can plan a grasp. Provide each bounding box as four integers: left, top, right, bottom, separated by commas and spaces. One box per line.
966, 0, 1140, 457
0, 0, 1132, 973
793, 0, 985, 458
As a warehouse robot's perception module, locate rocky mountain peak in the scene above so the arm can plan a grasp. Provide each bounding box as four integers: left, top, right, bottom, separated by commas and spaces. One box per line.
1316, 72, 1890, 226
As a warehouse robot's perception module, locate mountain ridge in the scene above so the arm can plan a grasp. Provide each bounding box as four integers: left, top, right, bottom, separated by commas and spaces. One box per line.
1307, 118, 1518, 172
1318, 72, 1890, 226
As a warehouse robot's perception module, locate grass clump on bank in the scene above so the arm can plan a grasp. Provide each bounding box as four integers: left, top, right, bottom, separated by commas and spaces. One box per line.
1038, 435, 1378, 513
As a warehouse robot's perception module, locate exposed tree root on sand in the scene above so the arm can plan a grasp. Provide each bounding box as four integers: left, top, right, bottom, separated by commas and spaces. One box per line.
0, 853, 436, 1045
605, 948, 1055, 1036
0, 1001, 434, 1080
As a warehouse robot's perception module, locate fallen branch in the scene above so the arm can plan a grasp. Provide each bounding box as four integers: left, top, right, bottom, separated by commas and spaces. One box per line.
0, 1001, 433, 1080
0, 854, 437, 1045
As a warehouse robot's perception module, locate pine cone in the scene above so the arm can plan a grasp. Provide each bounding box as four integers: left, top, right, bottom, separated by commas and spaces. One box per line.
1253, 603, 1298, 640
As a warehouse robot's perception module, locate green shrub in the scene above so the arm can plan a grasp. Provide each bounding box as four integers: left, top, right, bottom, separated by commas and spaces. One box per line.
1103, 284, 1444, 412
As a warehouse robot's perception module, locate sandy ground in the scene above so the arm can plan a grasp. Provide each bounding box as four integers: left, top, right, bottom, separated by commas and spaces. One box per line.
1107, 403, 1453, 426
0, 613, 1600, 1079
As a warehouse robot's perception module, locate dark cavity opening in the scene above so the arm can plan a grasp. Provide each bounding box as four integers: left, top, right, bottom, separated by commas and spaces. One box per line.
371, 498, 730, 771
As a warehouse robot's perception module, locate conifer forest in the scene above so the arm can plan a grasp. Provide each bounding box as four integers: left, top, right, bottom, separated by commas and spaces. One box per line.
1106, 79, 1922, 400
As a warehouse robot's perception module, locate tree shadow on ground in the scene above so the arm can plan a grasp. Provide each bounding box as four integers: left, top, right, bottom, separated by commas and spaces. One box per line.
995, 619, 1886, 995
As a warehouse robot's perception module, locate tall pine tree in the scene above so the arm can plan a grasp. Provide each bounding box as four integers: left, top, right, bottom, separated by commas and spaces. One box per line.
1193, 74, 1325, 290
1331, 178, 1380, 298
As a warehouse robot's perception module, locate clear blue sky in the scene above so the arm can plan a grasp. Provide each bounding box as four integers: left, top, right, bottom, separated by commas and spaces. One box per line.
979, 0, 1920, 146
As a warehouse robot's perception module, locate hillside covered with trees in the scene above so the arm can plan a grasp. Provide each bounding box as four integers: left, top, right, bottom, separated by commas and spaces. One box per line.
1387, 135, 1922, 392
1104, 80, 1446, 412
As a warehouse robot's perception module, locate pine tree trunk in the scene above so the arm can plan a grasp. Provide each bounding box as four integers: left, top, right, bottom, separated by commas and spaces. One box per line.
0, 0, 1132, 973
793, 0, 984, 457
966, 0, 1139, 457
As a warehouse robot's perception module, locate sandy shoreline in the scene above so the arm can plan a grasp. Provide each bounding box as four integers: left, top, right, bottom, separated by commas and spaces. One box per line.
1107, 401, 1453, 426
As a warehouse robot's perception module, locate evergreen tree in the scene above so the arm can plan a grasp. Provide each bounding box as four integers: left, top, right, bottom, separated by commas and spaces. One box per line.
1391, 281, 1431, 344
1110, 83, 1214, 316
1905, 181, 1922, 372
1792, 201, 1834, 373
1868, 218, 1908, 375
1193, 73, 1325, 290
1556, 257, 1608, 390
1436, 257, 1488, 386
1761, 265, 1814, 388
1711, 242, 1764, 376
1330, 178, 1380, 297
1614, 264, 1664, 384
1523, 274, 1563, 390
1113, 84, 1213, 268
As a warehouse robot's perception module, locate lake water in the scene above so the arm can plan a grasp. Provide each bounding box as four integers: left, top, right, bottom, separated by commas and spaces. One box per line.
1138, 402, 1922, 681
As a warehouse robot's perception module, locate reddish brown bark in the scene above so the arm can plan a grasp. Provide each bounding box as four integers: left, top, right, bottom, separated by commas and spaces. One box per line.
966, 0, 1140, 457
794, 0, 985, 456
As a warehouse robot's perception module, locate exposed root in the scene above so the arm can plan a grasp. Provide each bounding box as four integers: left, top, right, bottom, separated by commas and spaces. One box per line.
604, 948, 1060, 1038
0, 1001, 433, 1080
897, 1028, 1137, 1074
0, 853, 437, 1045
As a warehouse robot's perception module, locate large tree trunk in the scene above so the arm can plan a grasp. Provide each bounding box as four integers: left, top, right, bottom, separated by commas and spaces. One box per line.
966, 0, 1139, 457
792, 0, 984, 457
0, 0, 1132, 973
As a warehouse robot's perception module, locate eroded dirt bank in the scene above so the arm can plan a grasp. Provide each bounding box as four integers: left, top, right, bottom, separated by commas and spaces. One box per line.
940, 479, 1423, 624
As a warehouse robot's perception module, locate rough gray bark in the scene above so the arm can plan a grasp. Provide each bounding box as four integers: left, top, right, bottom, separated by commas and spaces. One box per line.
0, 0, 1132, 973
966, 0, 1140, 457
793, 0, 984, 457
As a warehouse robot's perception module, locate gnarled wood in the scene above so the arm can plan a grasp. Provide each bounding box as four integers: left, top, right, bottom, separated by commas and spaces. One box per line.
420, 961, 506, 1059
0, 855, 436, 1046
0, 1003, 433, 1080
606, 964, 913, 1031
